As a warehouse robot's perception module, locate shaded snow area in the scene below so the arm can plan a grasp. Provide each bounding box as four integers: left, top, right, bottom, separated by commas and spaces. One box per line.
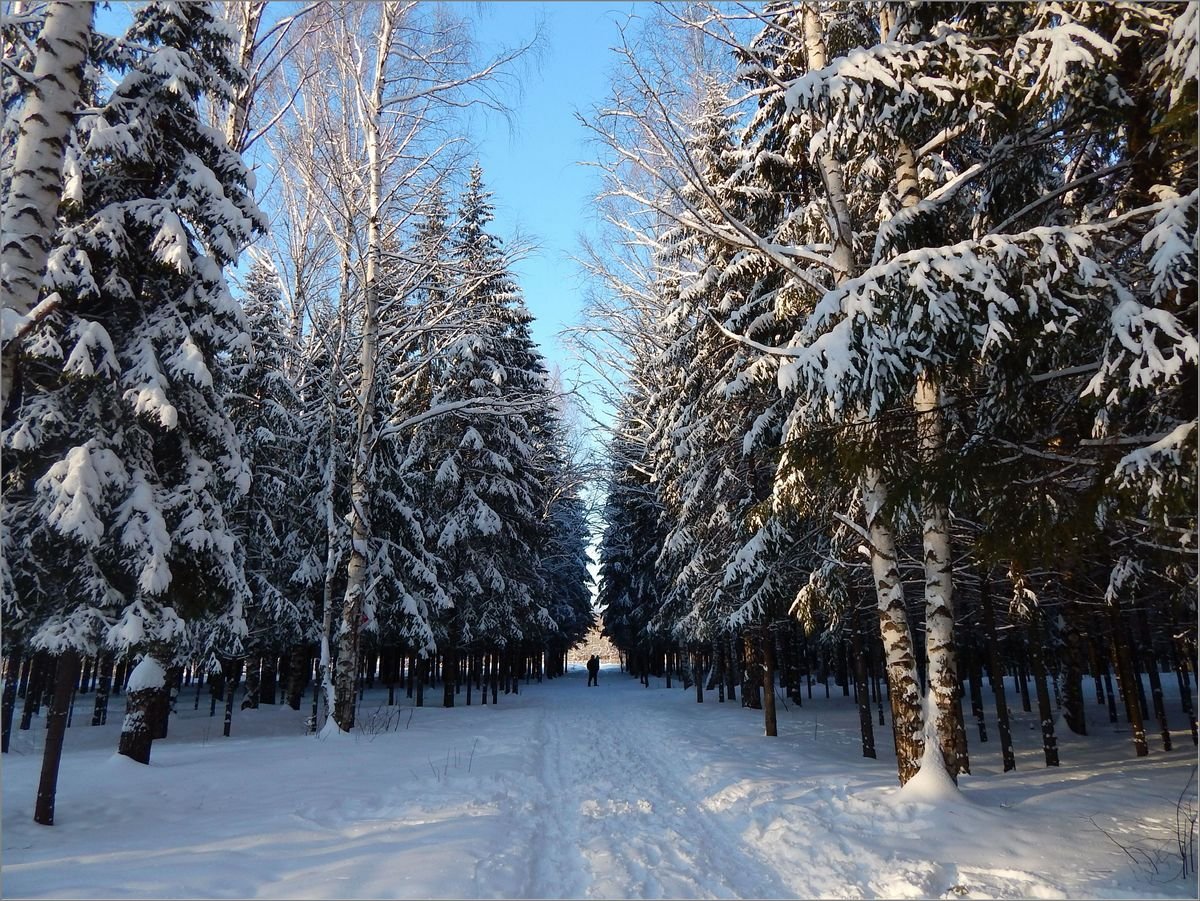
4, 664, 1197, 900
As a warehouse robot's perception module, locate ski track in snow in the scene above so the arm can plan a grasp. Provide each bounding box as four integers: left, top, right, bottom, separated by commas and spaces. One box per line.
3, 664, 1197, 900
522, 685, 792, 900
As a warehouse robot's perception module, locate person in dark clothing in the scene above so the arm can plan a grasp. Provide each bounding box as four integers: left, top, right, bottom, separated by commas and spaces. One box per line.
586, 654, 599, 686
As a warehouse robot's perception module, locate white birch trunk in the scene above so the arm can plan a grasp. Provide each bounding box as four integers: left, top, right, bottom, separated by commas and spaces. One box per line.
0, 0, 93, 410
316, 451, 339, 736
914, 372, 967, 777
223, 1, 265, 153
804, 2, 924, 784
894, 117, 968, 778
332, 2, 396, 731
863, 466, 925, 783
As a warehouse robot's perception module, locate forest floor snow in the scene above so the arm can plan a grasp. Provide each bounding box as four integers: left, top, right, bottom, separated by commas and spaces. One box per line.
3, 662, 1197, 900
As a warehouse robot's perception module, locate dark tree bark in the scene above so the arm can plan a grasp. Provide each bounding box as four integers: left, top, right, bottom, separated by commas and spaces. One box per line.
148, 666, 179, 740
18, 653, 32, 699
260, 655, 278, 705
490, 652, 499, 705
851, 605, 876, 759
222, 658, 242, 738
725, 635, 737, 703
77, 656, 93, 694
1135, 608, 1171, 751
1026, 619, 1059, 767
118, 659, 167, 765
443, 646, 456, 708
979, 571, 1015, 772
1108, 603, 1148, 756
415, 657, 425, 708
1093, 636, 1120, 723
967, 642, 988, 742
1171, 638, 1197, 745
762, 625, 777, 737
35, 651, 81, 825
1016, 652, 1032, 713
241, 656, 261, 710
742, 633, 762, 710
3, 649, 23, 752
285, 647, 308, 711
20, 651, 49, 731
90, 653, 113, 726
1060, 606, 1087, 736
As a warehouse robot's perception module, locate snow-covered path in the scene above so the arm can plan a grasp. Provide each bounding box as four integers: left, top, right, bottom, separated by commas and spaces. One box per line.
524, 679, 792, 899
3, 663, 1197, 900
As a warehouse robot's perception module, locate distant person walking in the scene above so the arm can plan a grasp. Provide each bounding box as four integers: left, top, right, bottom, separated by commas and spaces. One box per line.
586, 654, 600, 687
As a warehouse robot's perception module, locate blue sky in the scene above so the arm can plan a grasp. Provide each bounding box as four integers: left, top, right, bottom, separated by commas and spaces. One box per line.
99, 0, 636, 398
468, 2, 639, 389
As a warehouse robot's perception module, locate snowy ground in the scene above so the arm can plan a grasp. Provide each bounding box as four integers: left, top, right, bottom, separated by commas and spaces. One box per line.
3, 663, 1197, 900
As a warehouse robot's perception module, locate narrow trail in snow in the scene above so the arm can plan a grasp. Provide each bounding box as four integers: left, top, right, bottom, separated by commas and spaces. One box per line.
518, 669, 794, 900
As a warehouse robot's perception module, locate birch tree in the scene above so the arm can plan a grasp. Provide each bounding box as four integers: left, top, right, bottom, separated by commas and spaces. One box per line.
0, 0, 93, 412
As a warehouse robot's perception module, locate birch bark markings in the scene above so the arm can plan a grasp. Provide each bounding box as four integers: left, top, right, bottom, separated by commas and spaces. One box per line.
881, 5, 966, 778
0, 0, 93, 410
333, 1, 396, 731
801, 4, 923, 784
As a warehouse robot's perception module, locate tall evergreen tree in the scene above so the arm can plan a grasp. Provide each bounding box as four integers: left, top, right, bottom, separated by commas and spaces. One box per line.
1, 0, 264, 785
418, 165, 557, 687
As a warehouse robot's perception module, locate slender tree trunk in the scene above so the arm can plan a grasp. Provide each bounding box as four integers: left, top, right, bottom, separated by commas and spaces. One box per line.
1061, 605, 1087, 736
742, 633, 761, 710
1097, 640, 1120, 724
318, 451, 340, 730
1137, 608, 1171, 751
863, 468, 924, 784
20, 650, 49, 730
222, 658, 242, 738
967, 641, 988, 742
260, 654, 277, 705
762, 624, 778, 737
491, 652, 499, 705
1108, 603, 1148, 756
1172, 637, 1197, 745
77, 657, 93, 695
286, 647, 307, 711
979, 570, 1016, 771
443, 646, 456, 708
1026, 618, 1059, 767
34, 651, 80, 825
2, 649, 23, 752
0, 1, 94, 411
851, 602, 877, 759
242, 656, 261, 710
1017, 652, 1032, 713
333, 3, 398, 733
91, 652, 112, 726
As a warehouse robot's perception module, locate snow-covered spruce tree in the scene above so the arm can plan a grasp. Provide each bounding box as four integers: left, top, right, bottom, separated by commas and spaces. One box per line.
760, 0, 1196, 770
416, 165, 557, 697
595, 370, 671, 680
1, 1, 265, 778
362, 210, 458, 677
220, 260, 310, 708
536, 486, 594, 677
